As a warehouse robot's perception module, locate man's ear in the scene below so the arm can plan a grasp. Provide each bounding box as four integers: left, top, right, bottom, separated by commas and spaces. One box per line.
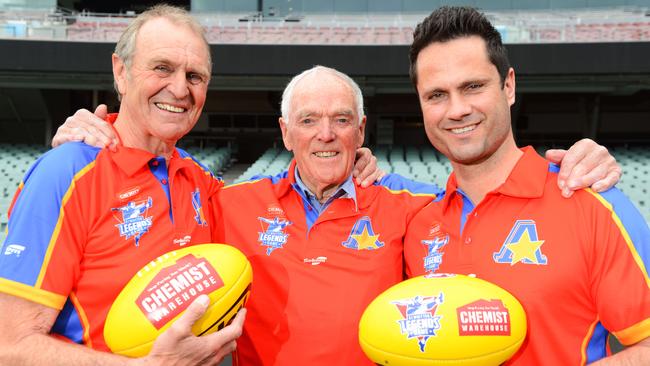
279, 117, 292, 151
112, 53, 127, 96
357, 115, 367, 148
505, 67, 516, 107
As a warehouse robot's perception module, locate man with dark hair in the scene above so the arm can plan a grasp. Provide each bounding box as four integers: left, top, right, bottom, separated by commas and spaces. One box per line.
404, 6, 650, 365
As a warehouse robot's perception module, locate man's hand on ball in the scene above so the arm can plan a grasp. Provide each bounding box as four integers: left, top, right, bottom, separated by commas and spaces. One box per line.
139, 295, 246, 366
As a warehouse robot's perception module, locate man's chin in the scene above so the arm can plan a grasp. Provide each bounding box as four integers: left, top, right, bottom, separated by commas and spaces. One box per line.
448, 149, 491, 166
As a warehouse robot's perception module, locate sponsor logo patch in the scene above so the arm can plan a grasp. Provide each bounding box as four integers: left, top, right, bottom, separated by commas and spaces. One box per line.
136, 253, 224, 329
393, 293, 444, 352
303, 256, 327, 266
457, 299, 511, 336
173, 235, 192, 247
3, 244, 25, 257
117, 186, 141, 201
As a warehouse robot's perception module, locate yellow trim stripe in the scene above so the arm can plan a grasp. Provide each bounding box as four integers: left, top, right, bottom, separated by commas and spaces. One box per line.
585, 189, 650, 289
614, 317, 650, 345
183, 156, 218, 178
69, 292, 93, 348
382, 187, 438, 198
0, 278, 66, 309
580, 318, 600, 366
223, 179, 263, 189
35, 161, 96, 288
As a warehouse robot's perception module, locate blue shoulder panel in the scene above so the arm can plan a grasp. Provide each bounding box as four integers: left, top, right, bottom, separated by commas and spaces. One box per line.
250, 169, 289, 185
597, 187, 650, 270
377, 173, 444, 200
176, 148, 217, 178
0, 142, 100, 286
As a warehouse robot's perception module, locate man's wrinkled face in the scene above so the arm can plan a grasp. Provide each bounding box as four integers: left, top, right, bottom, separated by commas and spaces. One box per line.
279, 72, 366, 194
113, 17, 211, 144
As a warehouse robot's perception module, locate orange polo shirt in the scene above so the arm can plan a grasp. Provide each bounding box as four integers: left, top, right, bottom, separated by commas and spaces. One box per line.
0, 139, 221, 350
217, 160, 440, 365
404, 147, 650, 365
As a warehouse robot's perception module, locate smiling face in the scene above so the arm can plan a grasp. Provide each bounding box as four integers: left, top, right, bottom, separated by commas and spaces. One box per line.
113, 17, 210, 152
415, 36, 516, 166
279, 71, 366, 198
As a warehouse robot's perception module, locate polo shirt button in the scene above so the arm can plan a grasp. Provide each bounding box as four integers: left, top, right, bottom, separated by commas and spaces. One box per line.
152, 160, 159, 166
473, 212, 478, 217
161, 178, 168, 185
465, 237, 472, 244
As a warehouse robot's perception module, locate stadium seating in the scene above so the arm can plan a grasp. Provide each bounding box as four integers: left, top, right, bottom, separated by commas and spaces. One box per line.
232, 145, 650, 225
613, 147, 650, 223
183, 146, 232, 176
0, 144, 45, 233
3, 7, 650, 45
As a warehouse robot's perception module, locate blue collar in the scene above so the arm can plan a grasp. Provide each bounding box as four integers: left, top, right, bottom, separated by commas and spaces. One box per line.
293, 165, 358, 215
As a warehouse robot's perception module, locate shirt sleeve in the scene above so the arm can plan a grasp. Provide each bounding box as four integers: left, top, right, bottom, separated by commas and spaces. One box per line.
0, 143, 98, 309
586, 188, 650, 345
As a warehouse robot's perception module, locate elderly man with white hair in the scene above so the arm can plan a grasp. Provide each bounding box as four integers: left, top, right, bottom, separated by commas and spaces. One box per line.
216, 65, 441, 365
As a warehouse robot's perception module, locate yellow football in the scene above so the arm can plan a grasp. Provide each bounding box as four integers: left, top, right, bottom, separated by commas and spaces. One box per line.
104, 243, 252, 357
359, 273, 526, 366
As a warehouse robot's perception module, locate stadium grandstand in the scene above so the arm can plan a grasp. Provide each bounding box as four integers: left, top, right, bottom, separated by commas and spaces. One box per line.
0, 0, 648, 223
0, 0, 648, 361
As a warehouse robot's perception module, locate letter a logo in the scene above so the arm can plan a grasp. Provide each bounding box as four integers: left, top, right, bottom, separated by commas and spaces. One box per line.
493, 220, 547, 266
342, 216, 384, 250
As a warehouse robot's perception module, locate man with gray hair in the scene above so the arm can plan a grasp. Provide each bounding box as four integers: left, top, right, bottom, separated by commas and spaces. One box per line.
0, 5, 243, 365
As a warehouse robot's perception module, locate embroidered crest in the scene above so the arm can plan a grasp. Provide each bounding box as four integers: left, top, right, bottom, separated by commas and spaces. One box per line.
493, 220, 547, 265
342, 216, 384, 250
191, 188, 207, 226
393, 293, 445, 352
113, 197, 153, 247
257, 217, 292, 255
421, 236, 448, 273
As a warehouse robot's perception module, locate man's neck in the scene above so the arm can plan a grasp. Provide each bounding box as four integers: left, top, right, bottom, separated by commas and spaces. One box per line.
452, 138, 522, 205
295, 170, 347, 203
114, 113, 175, 162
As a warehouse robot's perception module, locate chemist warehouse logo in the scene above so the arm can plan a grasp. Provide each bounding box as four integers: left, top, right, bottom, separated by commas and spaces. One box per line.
136, 254, 224, 329
392, 293, 444, 352
112, 197, 153, 247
